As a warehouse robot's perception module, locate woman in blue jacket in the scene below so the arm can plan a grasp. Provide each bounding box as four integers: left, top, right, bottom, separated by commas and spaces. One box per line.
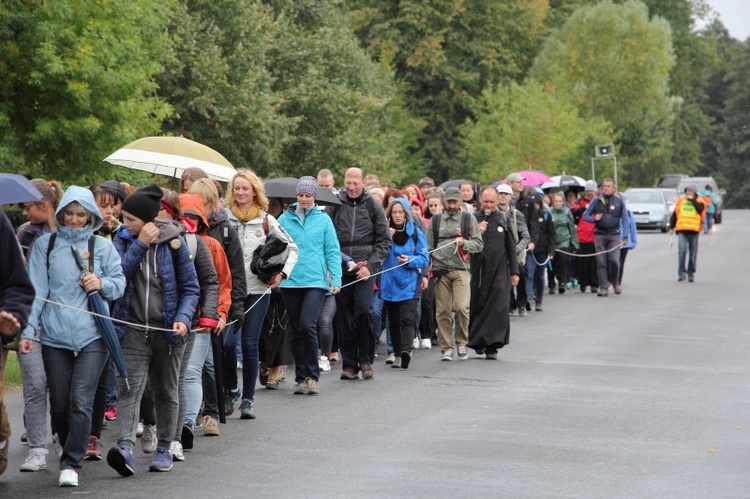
19, 186, 125, 487
278, 177, 341, 395
379, 198, 429, 369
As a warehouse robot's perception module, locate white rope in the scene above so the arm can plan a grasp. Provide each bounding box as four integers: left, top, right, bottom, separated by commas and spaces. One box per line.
340, 240, 458, 289
554, 243, 623, 258
224, 288, 272, 327
36, 296, 205, 334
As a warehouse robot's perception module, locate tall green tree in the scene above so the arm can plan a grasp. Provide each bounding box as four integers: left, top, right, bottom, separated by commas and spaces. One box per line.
158, 0, 295, 172
264, 0, 403, 180
0, 0, 173, 184
716, 39, 750, 208
461, 80, 610, 183
348, 0, 549, 182
531, 0, 676, 185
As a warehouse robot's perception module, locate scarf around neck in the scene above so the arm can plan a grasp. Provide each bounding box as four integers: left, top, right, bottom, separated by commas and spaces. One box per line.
231, 203, 261, 224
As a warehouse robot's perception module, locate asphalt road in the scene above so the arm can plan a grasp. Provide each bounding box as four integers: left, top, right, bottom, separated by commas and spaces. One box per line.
1, 210, 749, 498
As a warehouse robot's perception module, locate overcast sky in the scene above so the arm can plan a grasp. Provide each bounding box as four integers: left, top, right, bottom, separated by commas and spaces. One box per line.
704, 0, 750, 41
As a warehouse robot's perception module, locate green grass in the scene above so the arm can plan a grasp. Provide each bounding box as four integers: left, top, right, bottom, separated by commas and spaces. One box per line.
3, 350, 22, 386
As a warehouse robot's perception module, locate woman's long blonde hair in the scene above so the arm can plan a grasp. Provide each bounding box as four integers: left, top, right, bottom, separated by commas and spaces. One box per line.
224, 170, 268, 211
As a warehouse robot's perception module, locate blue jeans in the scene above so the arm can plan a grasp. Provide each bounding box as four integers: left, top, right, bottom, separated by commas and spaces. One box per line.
372, 291, 393, 354
240, 293, 270, 402
527, 252, 548, 304
43, 339, 108, 470
678, 232, 699, 278
317, 295, 336, 357
703, 213, 713, 234
282, 288, 326, 382
185, 332, 211, 426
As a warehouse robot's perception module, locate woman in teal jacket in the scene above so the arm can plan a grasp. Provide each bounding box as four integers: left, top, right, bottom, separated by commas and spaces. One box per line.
19, 186, 125, 487
379, 198, 429, 369
278, 177, 341, 395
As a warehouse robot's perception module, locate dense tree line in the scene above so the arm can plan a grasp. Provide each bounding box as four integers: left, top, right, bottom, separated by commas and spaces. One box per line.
1, 0, 747, 205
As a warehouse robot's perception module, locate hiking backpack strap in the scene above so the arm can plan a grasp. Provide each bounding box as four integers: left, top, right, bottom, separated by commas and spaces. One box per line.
46, 233, 57, 278
430, 214, 442, 250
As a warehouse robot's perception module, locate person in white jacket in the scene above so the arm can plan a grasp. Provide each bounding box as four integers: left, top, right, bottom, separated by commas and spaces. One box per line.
224, 171, 298, 419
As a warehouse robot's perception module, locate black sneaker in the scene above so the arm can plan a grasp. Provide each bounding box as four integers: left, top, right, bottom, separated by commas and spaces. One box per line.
181, 423, 194, 450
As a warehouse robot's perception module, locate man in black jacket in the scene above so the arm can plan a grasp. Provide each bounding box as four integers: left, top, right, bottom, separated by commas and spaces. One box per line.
0, 208, 36, 476
583, 178, 628, 296
508, 172, 538, 315
328, 168, 391, 380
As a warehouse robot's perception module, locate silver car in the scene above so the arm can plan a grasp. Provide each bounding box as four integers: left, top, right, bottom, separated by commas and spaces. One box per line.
624, 188, 669, 232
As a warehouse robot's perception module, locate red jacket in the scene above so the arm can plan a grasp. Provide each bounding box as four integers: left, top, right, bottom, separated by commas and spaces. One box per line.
571, 198, 595, 244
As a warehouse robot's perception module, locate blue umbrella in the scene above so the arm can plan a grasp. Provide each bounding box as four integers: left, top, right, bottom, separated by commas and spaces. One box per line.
0, 174, 43, 205
71, 245, 130, 390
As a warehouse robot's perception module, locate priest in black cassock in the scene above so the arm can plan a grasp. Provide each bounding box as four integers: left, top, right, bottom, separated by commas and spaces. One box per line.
468, 186, 520, 359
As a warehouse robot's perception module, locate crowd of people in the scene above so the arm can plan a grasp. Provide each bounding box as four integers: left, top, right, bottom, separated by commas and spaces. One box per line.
0, 167, 711, 487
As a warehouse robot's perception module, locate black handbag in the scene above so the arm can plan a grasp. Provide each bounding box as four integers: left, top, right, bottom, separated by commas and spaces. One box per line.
250, 215, 290, 283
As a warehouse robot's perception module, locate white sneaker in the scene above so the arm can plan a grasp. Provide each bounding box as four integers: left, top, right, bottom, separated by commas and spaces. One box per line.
237, 361, 243, 370
318, 356, 331, 373
59, 468, 78, 487
420, 339, 432, 349
170, 440, 185, 462
20, 449, 48, 472
412, 337, 420, 349
136, 421, 144, 437
457, 346, 469, 360
141, 424, 157, 453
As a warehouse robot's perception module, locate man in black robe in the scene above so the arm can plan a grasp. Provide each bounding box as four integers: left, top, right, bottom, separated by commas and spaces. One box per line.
468, 187, 520, 359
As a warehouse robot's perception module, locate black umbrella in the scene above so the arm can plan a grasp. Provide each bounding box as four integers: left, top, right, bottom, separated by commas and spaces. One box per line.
0, 174, 43, 205
263, 177, 341, 206
211, 331, 226, 423
71, 245, 130, 390
541, 175, 586, 193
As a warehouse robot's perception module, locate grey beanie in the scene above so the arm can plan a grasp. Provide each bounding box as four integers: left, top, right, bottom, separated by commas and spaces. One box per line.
685, 184, 698, 195
585, 180, 597, 191
296, 176, 319, 198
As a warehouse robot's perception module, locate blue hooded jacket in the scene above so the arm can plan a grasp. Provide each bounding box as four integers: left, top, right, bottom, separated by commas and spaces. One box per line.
278, 204, 342, 290
379, 198, 429, 303
21, 186, 126, 352
112, 221, 200, 345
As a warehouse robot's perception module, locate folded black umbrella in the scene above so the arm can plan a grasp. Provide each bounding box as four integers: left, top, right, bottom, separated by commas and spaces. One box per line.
263, 177, 341, 206
211, 331, 226, 423
71, 245, 130, 390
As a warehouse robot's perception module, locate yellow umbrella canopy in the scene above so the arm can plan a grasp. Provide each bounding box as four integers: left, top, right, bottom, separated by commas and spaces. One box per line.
103, 136, 237, 181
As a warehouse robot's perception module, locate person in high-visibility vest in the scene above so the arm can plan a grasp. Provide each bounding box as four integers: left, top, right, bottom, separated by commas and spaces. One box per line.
669, 185, 705, 282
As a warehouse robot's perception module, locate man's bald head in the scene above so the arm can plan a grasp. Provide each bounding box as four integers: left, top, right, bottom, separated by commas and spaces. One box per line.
344, 168, 366, 199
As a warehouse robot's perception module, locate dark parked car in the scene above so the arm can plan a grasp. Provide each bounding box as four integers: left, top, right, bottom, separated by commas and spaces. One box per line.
655, 174, 688, 189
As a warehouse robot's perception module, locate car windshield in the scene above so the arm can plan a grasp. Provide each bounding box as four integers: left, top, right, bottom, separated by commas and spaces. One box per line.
627, 191, 662, 203
661, 190, 677, 203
